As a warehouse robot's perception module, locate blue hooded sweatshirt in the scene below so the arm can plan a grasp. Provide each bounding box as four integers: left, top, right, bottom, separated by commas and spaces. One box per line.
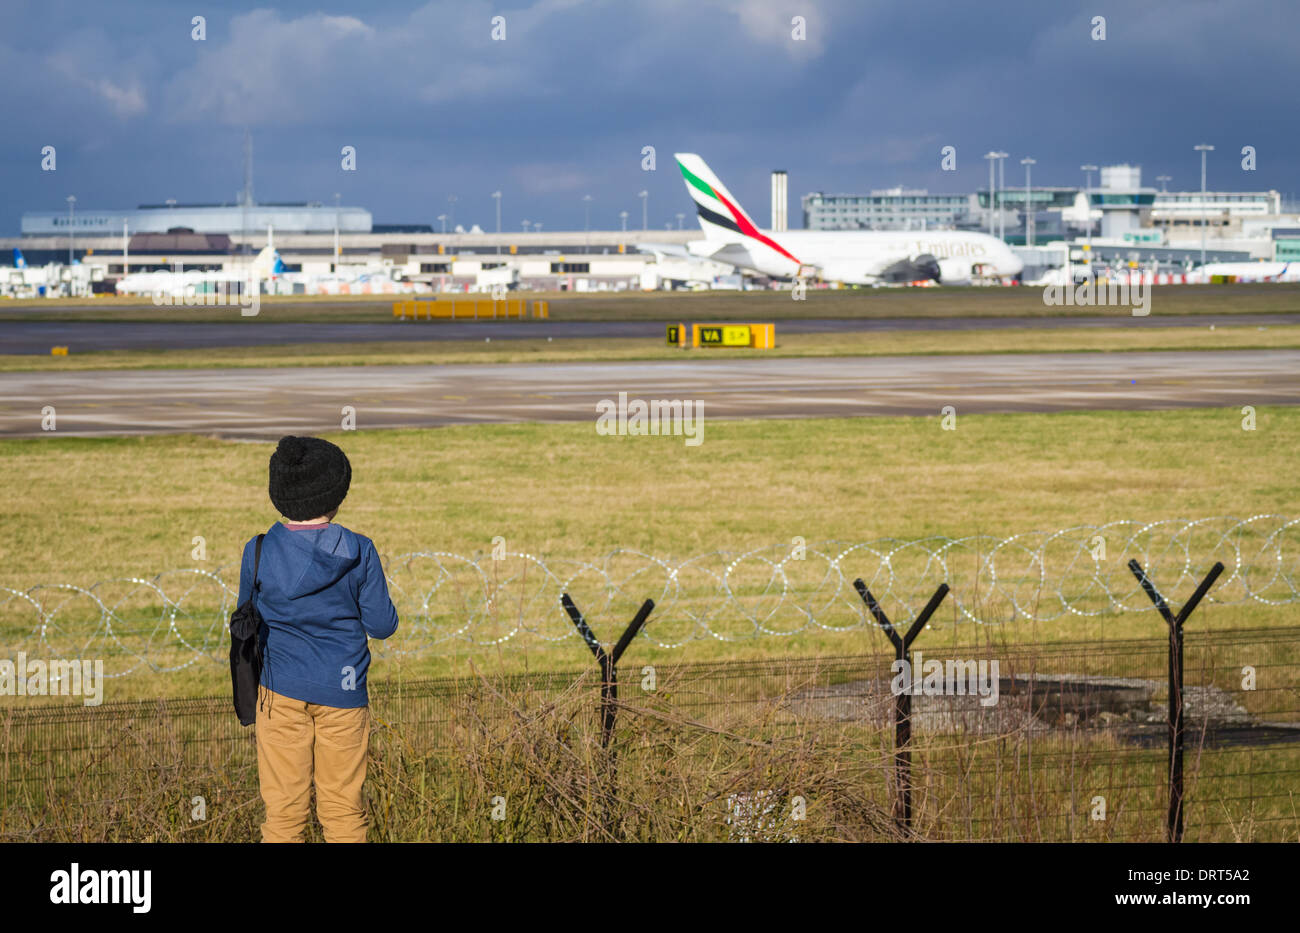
238, 521, 399, 708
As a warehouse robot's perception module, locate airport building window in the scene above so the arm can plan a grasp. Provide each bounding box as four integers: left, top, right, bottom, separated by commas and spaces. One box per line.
420, 263, 451, 273
550, 262, 590, 273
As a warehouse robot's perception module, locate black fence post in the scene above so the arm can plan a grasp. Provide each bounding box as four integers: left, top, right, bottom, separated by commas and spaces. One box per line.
853, 579, 950, 836
1127, 559, 1224, 843
559, 594, 655, 749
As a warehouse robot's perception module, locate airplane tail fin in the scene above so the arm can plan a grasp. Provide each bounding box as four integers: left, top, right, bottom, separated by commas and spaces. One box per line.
250, 246, 282, 277
674, 153, 758, 242
13, 248, 26, 269
674, 153, 801, 265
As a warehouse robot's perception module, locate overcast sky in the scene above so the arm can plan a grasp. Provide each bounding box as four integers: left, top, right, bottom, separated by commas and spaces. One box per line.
1, 0, 1296, 233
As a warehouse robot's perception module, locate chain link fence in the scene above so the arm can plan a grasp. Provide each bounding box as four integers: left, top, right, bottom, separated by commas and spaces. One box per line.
2, 626, 1297, 842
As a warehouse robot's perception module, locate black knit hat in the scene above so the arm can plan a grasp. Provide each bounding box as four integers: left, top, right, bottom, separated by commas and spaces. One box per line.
268, 436, 351, 521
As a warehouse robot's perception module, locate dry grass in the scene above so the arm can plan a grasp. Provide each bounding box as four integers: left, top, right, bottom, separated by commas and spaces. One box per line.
0, 664, 904, 842
4, 642, 1296, 842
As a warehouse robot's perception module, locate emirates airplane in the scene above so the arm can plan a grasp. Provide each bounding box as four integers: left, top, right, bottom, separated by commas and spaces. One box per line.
656, 153, 1023, 285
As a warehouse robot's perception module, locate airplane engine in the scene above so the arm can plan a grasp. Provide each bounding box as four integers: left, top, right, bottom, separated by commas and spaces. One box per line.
937, 257, 974, 285
880, 253, 941, 284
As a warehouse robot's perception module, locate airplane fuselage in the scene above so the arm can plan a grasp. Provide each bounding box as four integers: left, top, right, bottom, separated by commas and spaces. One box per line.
692, 228, 1023, 284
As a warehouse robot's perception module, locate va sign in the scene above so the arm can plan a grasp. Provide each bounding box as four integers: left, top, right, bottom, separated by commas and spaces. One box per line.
698, 325, 751, 347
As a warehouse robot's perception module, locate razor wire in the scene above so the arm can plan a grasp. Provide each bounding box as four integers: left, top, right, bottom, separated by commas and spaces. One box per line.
2, 515, 1297, 678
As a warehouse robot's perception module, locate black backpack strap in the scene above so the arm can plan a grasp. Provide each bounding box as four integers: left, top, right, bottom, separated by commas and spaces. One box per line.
254, 532, 275, 706
252, 533, 265, 592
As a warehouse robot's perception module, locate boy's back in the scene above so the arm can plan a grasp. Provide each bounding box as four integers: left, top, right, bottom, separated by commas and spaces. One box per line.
239, 521, 398, 709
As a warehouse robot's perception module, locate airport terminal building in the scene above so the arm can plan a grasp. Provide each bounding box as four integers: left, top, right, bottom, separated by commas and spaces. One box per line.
7, 161, 1297, 293
21, 202, 373, 237
802, 188, 973, 230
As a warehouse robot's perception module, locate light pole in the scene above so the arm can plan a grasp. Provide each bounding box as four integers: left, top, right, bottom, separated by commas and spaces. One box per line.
333, 192, 341, 266
1080, 164, 1097, 255
993, 152, 1008, 240
66, 195, 76, 266
492, 191, 502, 254
533, 222, 542, 233
448, 194, 457, 232
1021, 157, 1036, 247
437, 214, 447, 234
1156, 174, 1172, 193
638, 190, 648, 231
1194, 144, 1214, 268
582, 194, 592, 253
983, 152, 998, 236
522, 220, 530, 233
619, 210, 628, 233
676, 212, 684, 230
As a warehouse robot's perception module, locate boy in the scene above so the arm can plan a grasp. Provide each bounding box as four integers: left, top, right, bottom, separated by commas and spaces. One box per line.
238, 435, 399, 843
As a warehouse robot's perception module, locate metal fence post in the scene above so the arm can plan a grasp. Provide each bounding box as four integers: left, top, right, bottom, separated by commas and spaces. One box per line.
853, 579, 950, 836
1127, 559, 1224, 843
559, 594, 655, 748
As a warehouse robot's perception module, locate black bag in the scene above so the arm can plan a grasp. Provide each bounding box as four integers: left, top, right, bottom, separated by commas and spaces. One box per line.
229, 533, 266, 726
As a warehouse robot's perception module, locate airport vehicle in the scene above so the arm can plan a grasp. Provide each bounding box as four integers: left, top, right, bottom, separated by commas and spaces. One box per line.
650, 153, 1023, 285
4, 248, 60, 296
1, 249, 105, 297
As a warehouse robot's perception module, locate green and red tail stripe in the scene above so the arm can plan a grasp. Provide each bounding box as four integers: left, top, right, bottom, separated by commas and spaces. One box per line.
676, 156, 802, 266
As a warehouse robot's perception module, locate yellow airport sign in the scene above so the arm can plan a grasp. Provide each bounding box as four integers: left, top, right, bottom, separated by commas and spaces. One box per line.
393, 297, 550, 320
690, 323, 774, 349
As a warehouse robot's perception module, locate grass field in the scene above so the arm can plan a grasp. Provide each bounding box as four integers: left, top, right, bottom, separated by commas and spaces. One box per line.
3, 281, 1299, 323
4, 321, 1300, 371
3, 358, 1296, 842
3, 406, 1295, 700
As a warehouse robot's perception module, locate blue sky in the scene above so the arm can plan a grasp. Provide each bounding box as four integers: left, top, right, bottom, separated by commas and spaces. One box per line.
1, 0, 1296, 233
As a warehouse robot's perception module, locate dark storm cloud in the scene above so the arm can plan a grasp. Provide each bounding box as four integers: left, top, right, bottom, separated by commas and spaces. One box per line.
0, 0, 1295, 233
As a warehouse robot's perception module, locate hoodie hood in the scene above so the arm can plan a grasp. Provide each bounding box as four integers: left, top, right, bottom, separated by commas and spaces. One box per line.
261, 521, 360, 599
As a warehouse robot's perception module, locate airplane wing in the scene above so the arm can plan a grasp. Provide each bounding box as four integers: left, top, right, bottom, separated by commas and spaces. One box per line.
705, 243, 758, 268
634, 242, 694, 260
635, 239, 758, 269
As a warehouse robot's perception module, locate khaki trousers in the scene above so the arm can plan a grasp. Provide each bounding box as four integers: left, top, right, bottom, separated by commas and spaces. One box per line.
255, 686, 371, 843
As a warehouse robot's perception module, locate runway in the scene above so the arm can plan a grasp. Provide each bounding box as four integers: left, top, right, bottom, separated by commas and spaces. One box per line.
2, 350, 1297, 438
2, 312, 1299, 354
